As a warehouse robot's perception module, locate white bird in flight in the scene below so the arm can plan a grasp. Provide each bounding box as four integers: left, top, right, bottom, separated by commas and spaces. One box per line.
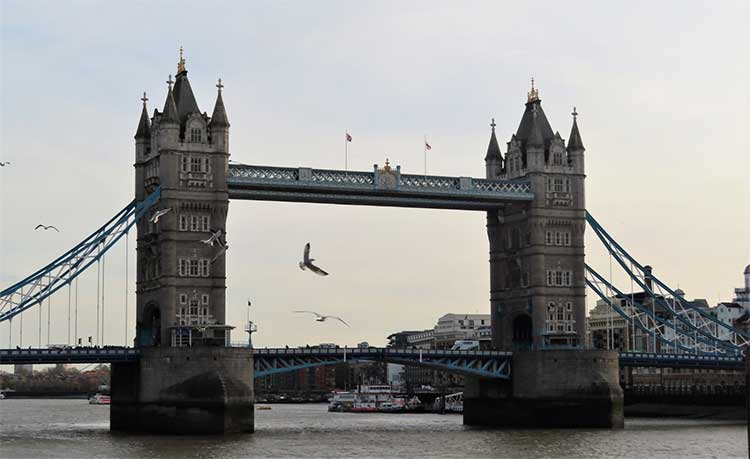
210, 243, 228, 263
35, 224, 59, 232
201, 230, 224, 246
299, 242, 329, 276
0, 162, 10, 166
149, 208, 172, 224
293, 310, 349, 327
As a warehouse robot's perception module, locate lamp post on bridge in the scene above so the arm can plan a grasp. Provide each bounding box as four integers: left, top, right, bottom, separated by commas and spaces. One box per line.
245, 299, 257, 349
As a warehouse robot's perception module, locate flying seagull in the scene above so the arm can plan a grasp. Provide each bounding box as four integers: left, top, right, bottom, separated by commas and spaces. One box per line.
201, 230, 224, 246
149, 208, 172, 224
299, 242, 329, 276
293, 310, 349, 327
35, 224, 59, 232
210, 243, 228, 263
0, 162, 10, 166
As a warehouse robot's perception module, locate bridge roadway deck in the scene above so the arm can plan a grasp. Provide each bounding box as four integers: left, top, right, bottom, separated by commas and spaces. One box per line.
226, 164, 534, 210
0, 348, 743, 371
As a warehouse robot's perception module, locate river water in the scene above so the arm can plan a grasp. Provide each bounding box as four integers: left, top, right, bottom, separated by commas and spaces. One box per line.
0, 400, 746, 458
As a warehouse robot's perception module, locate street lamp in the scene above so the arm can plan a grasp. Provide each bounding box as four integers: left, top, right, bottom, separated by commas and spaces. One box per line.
245, 299, 257, 348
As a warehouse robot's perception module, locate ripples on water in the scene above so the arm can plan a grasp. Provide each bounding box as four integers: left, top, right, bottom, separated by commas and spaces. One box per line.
0, 399, 746, 458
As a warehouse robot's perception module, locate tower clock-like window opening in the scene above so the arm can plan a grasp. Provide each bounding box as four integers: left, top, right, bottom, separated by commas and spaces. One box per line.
553, 151, 563, 165
190, 128, 202, 143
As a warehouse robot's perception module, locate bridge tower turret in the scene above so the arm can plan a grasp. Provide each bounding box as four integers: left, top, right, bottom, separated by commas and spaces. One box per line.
484, 118, 503, 178
134, 92, 152, 203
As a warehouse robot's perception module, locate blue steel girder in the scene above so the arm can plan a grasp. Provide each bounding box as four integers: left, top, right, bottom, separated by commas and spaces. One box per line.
252, 348, 512, 380
0, 348, 743, 371
227, 164, 533, 210
0, 188, 162, 322
618, 352, 743, 370
585, 211, 749, 353
0, 347, 140, 364
585, 265, 730, 354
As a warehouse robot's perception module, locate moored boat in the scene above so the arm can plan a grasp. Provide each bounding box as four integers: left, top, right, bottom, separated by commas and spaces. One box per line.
328, 385, 421, 413
89, 393, 111, 405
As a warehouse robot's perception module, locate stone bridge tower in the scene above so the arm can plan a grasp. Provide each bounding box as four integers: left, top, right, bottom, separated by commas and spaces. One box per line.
465, 81, 623, 428
133, 51, 231, 348
484, 81, 586, 351
113, 52, 253, 435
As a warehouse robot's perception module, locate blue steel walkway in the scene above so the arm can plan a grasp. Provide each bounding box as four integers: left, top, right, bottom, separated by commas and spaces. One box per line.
227, 164, 533, 210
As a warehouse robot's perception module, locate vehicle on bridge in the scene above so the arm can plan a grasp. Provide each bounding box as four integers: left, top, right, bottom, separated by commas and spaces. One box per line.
450, 340, 480, 351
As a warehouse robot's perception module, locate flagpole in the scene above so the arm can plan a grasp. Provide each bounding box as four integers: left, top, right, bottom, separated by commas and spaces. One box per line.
424, 135, 427, 177
345, 130, 348, 172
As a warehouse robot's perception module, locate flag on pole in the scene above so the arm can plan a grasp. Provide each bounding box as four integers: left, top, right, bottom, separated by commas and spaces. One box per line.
425, 141, 432, 150
346, 132, 352, 142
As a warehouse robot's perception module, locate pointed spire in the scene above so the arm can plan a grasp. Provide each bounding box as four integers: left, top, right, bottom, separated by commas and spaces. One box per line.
161, 75, 179, 124
526, 105, 544, 148
527, 77, 539, 103
567, 106, 585, 152
177, 46, 186, 74
484, 117, 502, 161
209, 78, 230, 128
135, 92, 152, 139
174, 69, 201, 122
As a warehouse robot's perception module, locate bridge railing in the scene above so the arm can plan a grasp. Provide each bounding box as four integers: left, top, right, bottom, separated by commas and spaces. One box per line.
250, 347, 513, 358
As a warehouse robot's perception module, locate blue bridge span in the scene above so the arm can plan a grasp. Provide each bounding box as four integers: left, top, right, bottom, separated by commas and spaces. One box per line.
1, 347, 743, 378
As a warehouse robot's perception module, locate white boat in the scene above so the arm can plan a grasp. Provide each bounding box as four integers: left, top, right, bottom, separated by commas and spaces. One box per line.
89, 393, 111, 405
328, 385, 418, 413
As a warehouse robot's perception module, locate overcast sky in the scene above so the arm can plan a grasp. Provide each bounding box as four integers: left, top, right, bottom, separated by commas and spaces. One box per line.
1, 1, 748, 350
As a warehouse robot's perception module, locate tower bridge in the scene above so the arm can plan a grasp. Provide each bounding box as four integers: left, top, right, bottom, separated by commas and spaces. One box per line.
2, 55, 748, 434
